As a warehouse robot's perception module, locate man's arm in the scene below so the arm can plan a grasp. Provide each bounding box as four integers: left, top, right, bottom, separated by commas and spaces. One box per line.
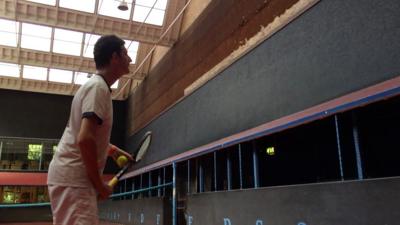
78, 116, 112, 200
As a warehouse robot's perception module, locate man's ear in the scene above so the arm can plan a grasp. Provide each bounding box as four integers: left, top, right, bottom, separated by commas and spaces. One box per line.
110, 52, 119, 64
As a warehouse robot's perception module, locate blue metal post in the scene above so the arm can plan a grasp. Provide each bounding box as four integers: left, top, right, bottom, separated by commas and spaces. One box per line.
119, 181, 123, 200
199, 162, 204, 192
140, 174, 143, 198
157, 169, 161, 197
227, 152, 232, 190
214, 151, 217, 191
238, 144, 243, 189
187, 160, 190, 194
252, 141, 259, 188
124, 179, 127, 200
334, 115, 344, 181
163, 167, 166, 196
132, 179, 135, 200
172, 162, 177, 225
352, 112, 364, 180
148, 171, 152, 197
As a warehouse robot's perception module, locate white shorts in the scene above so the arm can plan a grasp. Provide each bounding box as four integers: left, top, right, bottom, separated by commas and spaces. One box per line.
48, 185, 99, 225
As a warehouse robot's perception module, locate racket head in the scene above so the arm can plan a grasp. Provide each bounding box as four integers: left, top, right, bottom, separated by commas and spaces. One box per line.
134, 131, 152, 162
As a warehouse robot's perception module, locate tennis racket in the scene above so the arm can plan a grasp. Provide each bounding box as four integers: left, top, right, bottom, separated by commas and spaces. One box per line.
108, 131, 152, 187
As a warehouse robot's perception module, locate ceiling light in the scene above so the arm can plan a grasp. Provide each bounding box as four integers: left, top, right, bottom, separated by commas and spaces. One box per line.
118, 0, 129, 11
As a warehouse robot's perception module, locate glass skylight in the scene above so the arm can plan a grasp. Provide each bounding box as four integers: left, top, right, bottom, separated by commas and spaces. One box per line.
0, 62, 20, 78
133, 6, 165, 26
83, 34, 139, 63
124, 40, 139, 63
53, 28, 83, 56
98, 0, 131, 20
23, 65, 47, 81
74, 72, 118, 89
59, 0, 96, 13
74, 72, 90, 85
25, 0, 56, 6
0, 19, 19, 47
49, 68, 73, 83
21, 23, 52, 52
83, 34, 101, 58
136, 0, 168, 10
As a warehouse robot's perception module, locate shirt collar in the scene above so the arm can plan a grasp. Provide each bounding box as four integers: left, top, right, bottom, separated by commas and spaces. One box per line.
96, 74, 112, 93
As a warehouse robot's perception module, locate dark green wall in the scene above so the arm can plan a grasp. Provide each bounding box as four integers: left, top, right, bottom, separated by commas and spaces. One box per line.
0, 89, 72, 139
0, 89, 126, 146
0, 89, 127, 172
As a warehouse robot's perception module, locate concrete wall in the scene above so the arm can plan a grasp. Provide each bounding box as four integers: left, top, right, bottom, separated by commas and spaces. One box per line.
99, 197, 169, 225
0, 205, 52, 222
186, 177, 400, 225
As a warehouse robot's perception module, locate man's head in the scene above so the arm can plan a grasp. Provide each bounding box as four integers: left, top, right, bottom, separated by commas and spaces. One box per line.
94, 35, 132, 75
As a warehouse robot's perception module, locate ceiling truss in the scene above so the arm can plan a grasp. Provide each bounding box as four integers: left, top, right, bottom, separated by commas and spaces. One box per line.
0, 0, 184, 100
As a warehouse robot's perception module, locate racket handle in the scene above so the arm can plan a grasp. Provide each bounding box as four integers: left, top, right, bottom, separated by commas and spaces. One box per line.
108, 177, 119, 187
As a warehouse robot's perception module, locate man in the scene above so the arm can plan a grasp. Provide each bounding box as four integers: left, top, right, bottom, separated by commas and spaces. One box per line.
47, 35, 132, 225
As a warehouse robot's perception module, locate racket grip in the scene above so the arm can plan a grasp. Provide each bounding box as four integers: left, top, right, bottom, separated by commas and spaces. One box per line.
108, 177, 119, 187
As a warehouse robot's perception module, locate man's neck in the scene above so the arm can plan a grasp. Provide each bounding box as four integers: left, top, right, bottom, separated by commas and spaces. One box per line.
97, 69, 118, 87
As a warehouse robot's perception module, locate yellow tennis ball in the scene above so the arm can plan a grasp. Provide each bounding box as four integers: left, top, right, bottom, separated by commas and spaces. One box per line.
116, 155, 128, 168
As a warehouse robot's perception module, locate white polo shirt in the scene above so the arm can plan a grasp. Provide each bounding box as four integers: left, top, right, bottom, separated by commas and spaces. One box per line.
47, 74, 113, 187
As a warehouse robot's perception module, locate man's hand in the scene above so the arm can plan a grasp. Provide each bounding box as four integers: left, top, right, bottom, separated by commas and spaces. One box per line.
117, 148, 134, 161
109, 144, 134, 161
